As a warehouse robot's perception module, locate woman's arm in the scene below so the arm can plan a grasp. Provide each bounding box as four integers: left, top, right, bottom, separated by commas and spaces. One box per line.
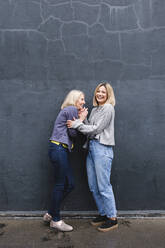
67, 105, 113, 136
64, 107, 78, 138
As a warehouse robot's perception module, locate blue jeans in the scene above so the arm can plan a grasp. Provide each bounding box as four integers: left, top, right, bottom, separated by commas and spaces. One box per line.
48, 142, 74, 221
86, 140, 117, 218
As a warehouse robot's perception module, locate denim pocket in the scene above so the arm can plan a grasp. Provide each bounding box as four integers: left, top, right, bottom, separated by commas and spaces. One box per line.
90, 140, 114, 160
104, 146, 114, 159
48, 143, 60, 162
49, 148, 57, 162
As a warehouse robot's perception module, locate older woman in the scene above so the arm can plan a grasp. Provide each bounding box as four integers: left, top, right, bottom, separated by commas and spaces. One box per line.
43, 90, 85, 232
67, 82, 118, 232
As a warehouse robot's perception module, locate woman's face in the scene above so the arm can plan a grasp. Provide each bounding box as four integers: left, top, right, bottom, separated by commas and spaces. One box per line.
95, 85, 107, 106
75, 94, 85, 110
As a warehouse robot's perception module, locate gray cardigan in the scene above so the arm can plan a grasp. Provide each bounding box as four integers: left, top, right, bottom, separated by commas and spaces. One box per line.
72, 103, 115, 146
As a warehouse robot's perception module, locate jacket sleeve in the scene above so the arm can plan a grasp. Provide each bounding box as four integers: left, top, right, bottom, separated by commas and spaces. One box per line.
82, 108, 94, 125
72, 105, 113, 135
65, 107, 78, 138
67, 128, 77, 138
83, 118, 89, 125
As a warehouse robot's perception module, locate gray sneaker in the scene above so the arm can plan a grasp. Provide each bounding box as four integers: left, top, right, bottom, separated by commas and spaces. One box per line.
50, 220, 73, 232
43, 213, 52, 223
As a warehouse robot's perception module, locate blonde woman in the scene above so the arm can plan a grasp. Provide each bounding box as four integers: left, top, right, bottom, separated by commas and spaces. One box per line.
67, 83, 118, 232
43, 90, 85, 232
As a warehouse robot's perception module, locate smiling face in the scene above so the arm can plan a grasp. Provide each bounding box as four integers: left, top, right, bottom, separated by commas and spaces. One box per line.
75, 93, 85, 110
95, 85, 107, 106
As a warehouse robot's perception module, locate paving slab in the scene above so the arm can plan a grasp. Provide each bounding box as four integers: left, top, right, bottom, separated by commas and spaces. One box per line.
0, 218, 165, 248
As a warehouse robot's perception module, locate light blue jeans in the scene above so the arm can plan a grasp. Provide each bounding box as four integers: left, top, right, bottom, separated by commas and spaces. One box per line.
86, 139, 117, 218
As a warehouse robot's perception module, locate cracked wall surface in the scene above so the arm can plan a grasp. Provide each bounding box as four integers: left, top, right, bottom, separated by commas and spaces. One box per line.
0, 0, 165, 211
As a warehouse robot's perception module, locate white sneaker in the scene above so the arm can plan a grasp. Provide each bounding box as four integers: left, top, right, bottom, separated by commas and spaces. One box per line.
50, 220, 73, 232
43, 213, 52, 223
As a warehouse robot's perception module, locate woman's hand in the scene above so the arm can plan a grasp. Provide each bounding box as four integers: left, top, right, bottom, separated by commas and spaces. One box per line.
78, 107, 88, 121
67, 108, 88, 128
67, 120, 74, 128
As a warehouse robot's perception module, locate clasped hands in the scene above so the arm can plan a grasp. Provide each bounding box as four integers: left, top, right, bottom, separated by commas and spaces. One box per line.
67, 107, 88, 128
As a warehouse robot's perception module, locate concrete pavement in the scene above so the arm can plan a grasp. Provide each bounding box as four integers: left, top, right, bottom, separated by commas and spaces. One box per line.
0, 217, 165, 248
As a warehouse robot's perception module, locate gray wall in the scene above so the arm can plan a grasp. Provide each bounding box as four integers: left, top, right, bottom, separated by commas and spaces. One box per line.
0, 0, 165, 211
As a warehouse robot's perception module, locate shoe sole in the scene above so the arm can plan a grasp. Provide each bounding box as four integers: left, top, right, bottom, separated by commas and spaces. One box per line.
91, 221, 106, 227
50, 226, 73, 232
98, 224, 118, 232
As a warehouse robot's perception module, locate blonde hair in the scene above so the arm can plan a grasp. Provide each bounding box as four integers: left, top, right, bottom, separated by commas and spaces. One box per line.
61, 90, 84, 109
93, 82, 116, 107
